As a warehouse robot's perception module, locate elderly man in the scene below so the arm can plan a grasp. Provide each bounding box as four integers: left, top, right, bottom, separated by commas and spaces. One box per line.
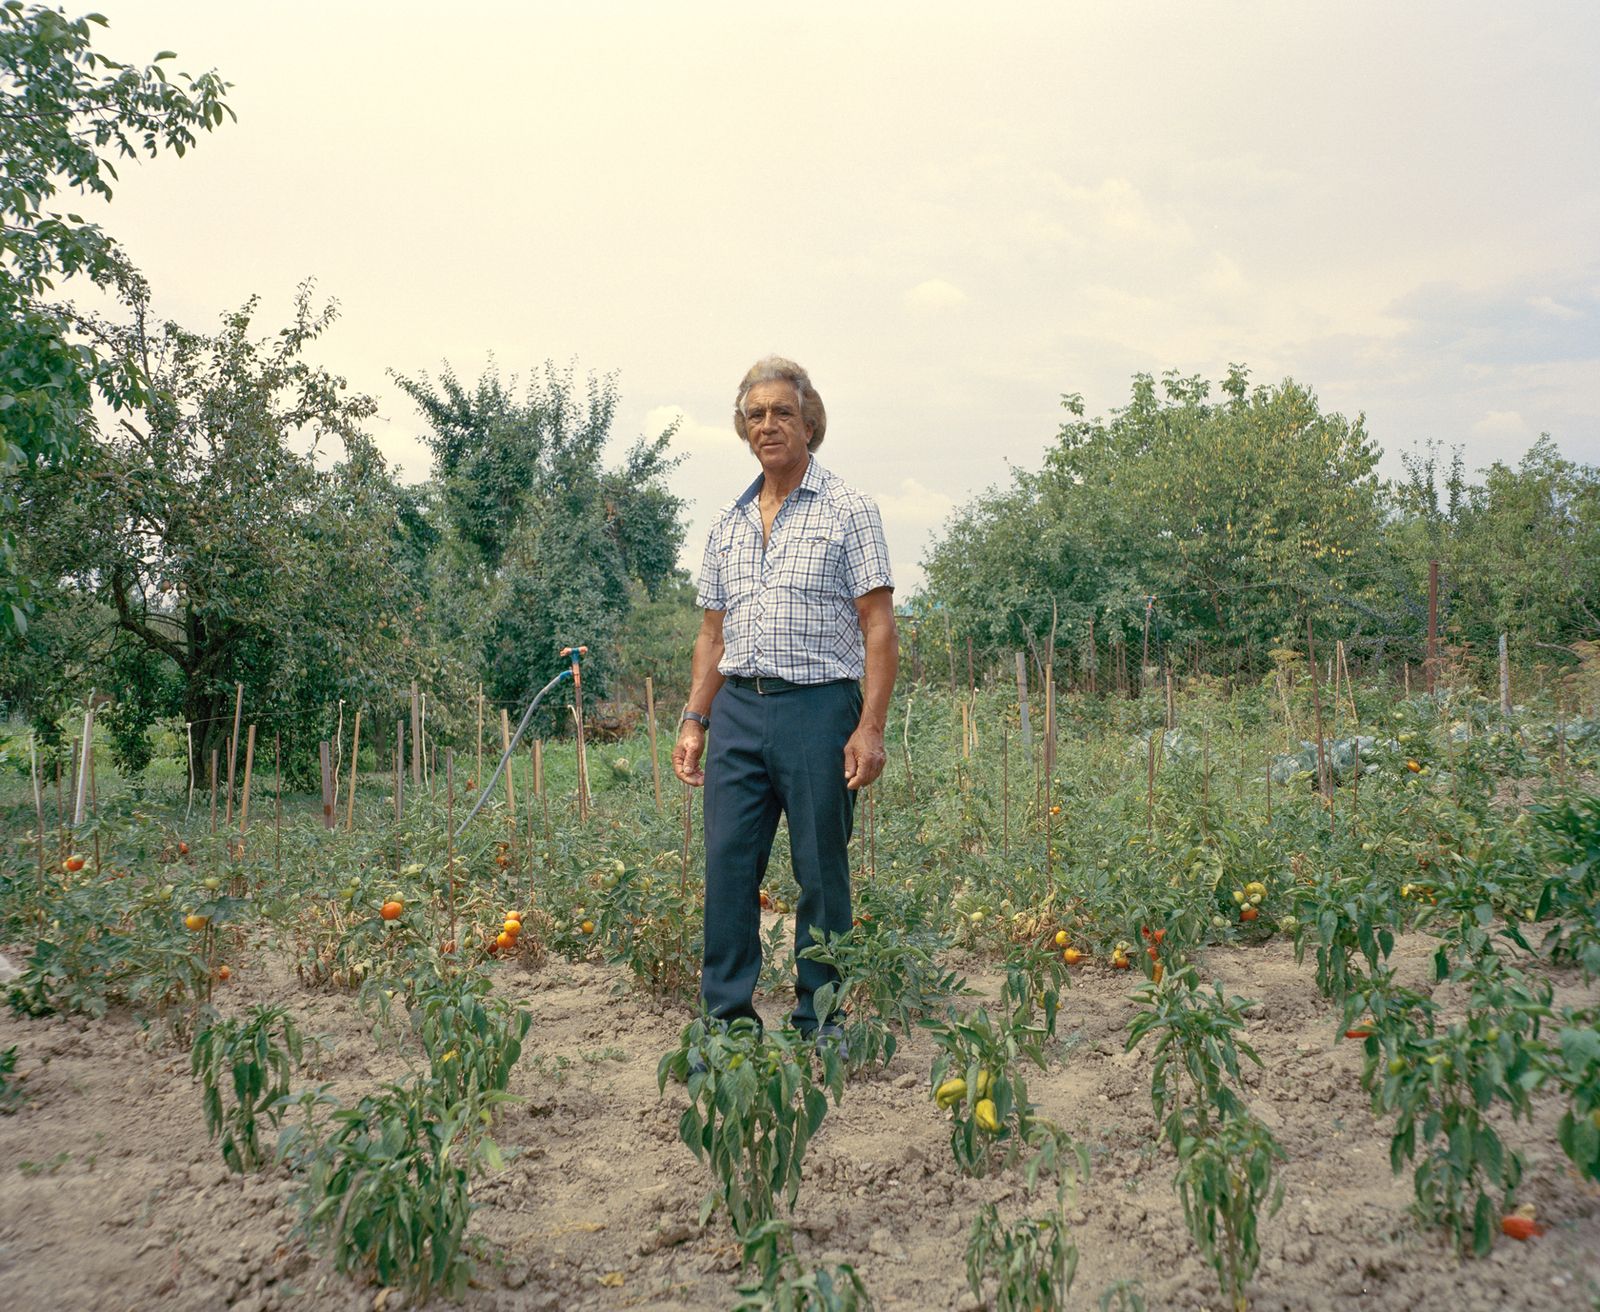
671, 356, 897, 1039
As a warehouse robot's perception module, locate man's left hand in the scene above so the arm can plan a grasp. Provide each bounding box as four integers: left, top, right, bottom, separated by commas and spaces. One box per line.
843, 726, 887, 791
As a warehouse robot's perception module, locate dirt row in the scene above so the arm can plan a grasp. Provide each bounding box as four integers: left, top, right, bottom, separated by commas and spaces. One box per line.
1, 928, 1597, 1311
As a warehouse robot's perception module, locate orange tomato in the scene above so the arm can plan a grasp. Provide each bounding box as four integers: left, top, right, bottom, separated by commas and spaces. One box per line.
184, 913, 209, 931
380, 900, 404, 921
1500, 1215, 1543, 1241
1063, 947, 1083, 965
503, 918, 521, 937
177, 842, 189, 856
63, 855, 86, 873
496, 932, 514, 951
504, 910, 522, 924
1152, 962, 1165, 984
580, 919, 595, 935
1240, 906, 1259, 922
215, 965, 231, 982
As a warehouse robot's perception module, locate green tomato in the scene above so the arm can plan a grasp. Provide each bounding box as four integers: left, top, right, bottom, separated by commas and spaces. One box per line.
202, 876, 221, 891
1388, 1057, 1407, 1076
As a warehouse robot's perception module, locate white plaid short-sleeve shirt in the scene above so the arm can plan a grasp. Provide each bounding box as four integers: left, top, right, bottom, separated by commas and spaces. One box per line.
696, 458, 893, 683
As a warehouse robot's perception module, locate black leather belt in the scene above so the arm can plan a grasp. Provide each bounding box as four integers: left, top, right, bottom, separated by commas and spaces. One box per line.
726, 674, 849, 695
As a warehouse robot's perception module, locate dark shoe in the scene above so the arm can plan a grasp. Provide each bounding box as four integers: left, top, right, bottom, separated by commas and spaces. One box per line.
812, 1022, 849, 1064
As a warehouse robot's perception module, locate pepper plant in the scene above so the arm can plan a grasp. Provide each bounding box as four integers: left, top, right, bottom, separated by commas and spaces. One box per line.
658, 1018, 837, 1237
191, 1004, 306, 1172
965, 1201, 1079, 1312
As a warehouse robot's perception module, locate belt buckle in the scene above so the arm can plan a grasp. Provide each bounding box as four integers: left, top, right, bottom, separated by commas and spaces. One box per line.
754, 676, 769, 695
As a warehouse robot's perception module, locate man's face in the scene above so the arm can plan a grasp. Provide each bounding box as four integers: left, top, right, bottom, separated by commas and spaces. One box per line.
742, 380, 812, 481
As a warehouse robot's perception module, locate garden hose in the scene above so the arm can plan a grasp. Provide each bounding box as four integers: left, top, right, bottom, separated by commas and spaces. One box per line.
452, 667, 572, 838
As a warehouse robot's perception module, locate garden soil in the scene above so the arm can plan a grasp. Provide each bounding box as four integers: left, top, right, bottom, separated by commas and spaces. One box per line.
2, 927, 1597, 1311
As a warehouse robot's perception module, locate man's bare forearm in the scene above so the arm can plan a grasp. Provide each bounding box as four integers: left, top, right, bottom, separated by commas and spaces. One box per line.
686, 620, 726, 718
858, 605, 898, 734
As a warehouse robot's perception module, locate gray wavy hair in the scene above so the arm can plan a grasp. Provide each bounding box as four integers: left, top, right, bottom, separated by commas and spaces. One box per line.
733, 355, 827, 452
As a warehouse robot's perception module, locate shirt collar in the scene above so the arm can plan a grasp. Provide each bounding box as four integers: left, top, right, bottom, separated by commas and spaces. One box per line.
734, 456, 827, 508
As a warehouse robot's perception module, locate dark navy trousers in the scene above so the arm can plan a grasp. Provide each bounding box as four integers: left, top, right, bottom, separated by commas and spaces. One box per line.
701, 678, 860, 1031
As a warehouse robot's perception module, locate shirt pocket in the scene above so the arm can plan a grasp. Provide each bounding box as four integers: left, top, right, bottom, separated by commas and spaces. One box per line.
775, 527, 845, 596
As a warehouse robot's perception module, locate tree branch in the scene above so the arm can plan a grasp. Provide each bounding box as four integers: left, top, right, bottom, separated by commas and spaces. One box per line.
110, 565, 191, 671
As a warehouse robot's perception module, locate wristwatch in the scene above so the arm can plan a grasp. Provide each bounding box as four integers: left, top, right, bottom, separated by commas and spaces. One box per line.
680, 709, 710, 731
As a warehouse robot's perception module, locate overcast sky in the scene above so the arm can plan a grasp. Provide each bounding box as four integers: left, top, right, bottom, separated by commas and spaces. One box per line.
77, 1, 1600, 593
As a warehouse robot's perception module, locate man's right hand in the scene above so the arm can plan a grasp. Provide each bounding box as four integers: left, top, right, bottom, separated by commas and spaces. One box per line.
672, 724, 707, 787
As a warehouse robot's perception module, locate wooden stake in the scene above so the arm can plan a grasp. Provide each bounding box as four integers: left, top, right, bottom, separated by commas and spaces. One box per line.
476, 683, 484, 789
30, 733, 45, 894
533, 738, 544, 797
1043, 663, 1056, 778
944, 612, 957, 693
901, 695, 916, 803
680, 783, 693, 964
395, 720, 404, 821
345, 709, 362, 830
274, 734, 282, 877
1044, 670, 1055, 882
226, 682, 242, 824
1015, 650, 1033, 751
209, 749, 219, 835
332, 699, 345, 818
416, 681, 428, 784
1427, 559, 1445, 695
1306, 616, 1333, 827
1001, 725, 1009, 859
1141, 596, 1154, 692
87, 733, 100, 880
72, 700, 94, 827
645, 675, 663, 812
445, 748, 458, 948
571, 660, 590, 821
238, 724, 257, 832
185, 720, 195, 824
318, 741, 335, 829
1335, 639, 1358, 727
1146, 728, 1158, 838
1087, 617, 1098, 697
867, 783, 876, 877
1498, 633, 1511, 715
500, 708, 517, 821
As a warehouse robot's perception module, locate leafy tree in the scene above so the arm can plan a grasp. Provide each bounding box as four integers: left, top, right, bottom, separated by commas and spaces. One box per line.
0, 3, 232, 634
1394, 436, 1600, 665
923, 367, 1391, 677
396, 363, 685, 712
4, 285, 427, 780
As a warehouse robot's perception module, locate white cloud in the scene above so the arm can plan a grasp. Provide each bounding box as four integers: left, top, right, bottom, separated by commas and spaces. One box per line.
647, 404, 730, 458
1527, 295, 1583, 321
904, 278, 968, 311
1471, 410, 1531, 439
